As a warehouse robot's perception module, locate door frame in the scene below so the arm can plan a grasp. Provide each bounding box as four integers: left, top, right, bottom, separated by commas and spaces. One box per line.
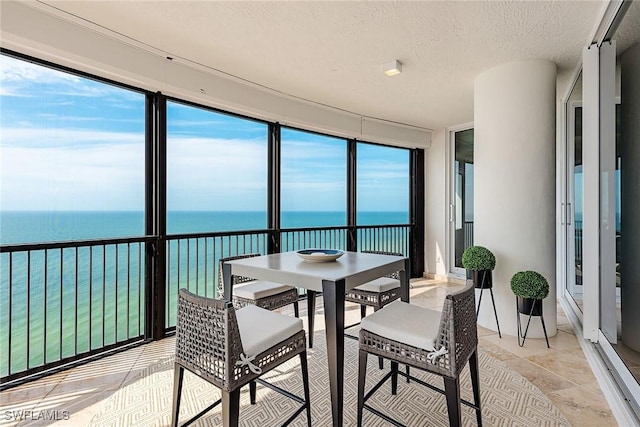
447, 122, 474, 279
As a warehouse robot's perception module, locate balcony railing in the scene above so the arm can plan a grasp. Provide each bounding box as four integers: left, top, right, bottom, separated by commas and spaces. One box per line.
0, 237, 154, 385
1, 223, 412, 387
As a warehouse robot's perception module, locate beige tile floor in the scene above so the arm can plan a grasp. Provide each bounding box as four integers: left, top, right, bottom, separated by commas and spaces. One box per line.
0, 279, 617, 426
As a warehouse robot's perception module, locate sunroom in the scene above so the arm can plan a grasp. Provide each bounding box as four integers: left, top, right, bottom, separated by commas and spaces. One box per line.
1, 1, 639, 426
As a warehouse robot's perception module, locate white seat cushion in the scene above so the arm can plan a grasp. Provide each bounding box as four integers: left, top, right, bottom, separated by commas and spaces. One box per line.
354, 277, 400, 293
234, 280, 295, 300
360, 301, 441, 351
235, 305, 303, 357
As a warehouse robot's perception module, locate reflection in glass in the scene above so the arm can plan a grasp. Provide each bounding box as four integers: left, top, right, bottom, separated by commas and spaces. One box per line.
615, 38, 640, 386
574, 106, 583, 294
567, 72, 583, 310
454, 129, 474, 269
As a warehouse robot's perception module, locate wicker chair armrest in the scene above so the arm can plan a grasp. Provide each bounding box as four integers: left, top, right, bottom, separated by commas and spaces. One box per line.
175, 289, 244, 390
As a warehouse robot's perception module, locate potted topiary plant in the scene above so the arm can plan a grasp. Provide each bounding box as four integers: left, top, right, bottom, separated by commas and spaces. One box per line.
510, 270, 550, 348
510, 270, 549, 315
461, 245, 496, 289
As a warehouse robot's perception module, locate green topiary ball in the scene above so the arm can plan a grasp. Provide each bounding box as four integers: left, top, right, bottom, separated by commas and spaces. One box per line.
510, 271, 549, 300
461, 246, 496, 271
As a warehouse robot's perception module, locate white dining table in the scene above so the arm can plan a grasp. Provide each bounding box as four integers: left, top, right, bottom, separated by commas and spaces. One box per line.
222, 250, 410, 427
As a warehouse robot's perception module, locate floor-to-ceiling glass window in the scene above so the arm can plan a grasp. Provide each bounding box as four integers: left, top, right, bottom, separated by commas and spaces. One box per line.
166, 102, 268, 233
0, 51, 421, 383
280, 128, 347, 228
356, 142, 409, 225
0, 55, 146, 244
356, 142, 410, 254
450, 128, 474, 276
165, 101, 269, 323
0, 53, 146, 377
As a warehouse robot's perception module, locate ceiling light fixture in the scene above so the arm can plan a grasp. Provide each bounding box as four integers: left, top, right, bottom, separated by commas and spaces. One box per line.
383, 59, 402, 76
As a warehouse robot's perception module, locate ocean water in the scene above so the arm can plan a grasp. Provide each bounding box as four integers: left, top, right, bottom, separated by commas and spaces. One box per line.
0, 210, 408, 245
0, 210, 408, 377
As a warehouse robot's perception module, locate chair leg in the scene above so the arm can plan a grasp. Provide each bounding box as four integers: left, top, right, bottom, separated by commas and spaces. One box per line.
171, 364, 184, 427
221, 388, 241, 427
307, 291, 316, 348
300, 351, 312, 427
294, 300, 299, 318
357, 350, 368, 427
444, 377, 462, 427
373, 307, 384, 370
391, 361, 399, 395
250, 380, 257, 405
469, 350, 482, 426
360, 304, 367, 319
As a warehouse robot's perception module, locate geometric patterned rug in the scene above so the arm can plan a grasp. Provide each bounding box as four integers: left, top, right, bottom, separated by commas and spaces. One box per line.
90, 329, 571, 426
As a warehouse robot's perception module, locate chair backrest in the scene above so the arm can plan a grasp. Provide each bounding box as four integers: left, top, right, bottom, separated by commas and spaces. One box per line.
217, 253, 261, 298
175, 288, 245, 392
361, 250, 404, 280
432, 280, 478, 377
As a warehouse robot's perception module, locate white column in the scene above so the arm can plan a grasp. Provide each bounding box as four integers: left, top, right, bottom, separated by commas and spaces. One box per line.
474, 60, 557, 337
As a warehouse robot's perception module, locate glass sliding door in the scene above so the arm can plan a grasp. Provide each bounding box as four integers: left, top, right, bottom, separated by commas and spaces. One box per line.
563, 2, 640, 417
450, 128, 474, 276
601, 3, 640, 399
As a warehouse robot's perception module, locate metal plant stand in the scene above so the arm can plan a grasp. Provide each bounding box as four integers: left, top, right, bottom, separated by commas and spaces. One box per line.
473, 277, 502, 338
515, 297, 550, 348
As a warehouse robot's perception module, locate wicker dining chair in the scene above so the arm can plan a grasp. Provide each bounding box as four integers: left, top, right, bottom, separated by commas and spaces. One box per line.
344, 250, 404, 369
172, 289, 311, 427
357, 280, 482, 427
218, 253, 300, 316
345, 250, 404, 320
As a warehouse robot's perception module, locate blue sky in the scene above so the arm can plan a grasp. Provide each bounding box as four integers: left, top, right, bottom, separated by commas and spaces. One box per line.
1, 54, 409, 212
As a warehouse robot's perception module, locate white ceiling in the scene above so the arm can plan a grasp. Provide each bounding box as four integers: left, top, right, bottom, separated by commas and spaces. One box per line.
24, 1, 621, 129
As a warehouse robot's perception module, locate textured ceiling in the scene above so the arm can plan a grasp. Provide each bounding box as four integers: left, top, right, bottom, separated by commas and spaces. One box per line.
615, 1, 640, 56
31, 1, 612, 129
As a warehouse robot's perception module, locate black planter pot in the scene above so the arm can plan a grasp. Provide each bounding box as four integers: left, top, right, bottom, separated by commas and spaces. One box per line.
471, 270, 492, 289
516, 296, 543, 316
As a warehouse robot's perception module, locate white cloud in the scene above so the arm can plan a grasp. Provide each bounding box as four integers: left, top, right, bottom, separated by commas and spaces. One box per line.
0, 55, 141, 102
166, 136, 268, 210
0, 55, 82, 98
1, 139, 144, 211
0, 55, 80, 85
0, 127, 143, 148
